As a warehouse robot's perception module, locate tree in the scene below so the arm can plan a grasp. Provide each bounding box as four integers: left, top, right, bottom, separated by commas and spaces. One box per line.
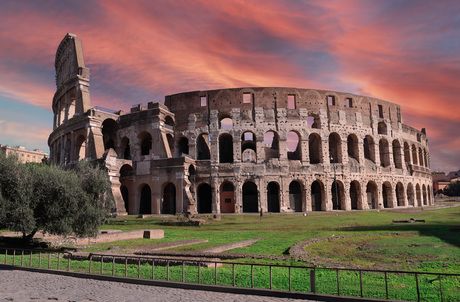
442, 180, 460, 197
0, 152, 114, 243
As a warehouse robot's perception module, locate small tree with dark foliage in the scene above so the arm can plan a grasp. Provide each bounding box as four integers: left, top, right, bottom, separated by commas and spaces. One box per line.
0, 152, 113, 243
443, 180, 460, 197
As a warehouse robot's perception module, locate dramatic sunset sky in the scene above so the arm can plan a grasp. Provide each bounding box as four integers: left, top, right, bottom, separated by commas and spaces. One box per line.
0, 0, 459, 172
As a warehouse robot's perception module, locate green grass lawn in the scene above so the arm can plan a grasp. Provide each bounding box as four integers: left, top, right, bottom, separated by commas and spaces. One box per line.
83, 203, 460, 272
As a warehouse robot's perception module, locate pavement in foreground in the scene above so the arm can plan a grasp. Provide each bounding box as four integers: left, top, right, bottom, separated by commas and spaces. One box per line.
0, 268, 317, 302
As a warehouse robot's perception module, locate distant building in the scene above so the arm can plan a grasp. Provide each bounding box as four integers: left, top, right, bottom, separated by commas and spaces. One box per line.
432, 169, 460, 193
447, 170, 460, 180
0, 145, 48, 164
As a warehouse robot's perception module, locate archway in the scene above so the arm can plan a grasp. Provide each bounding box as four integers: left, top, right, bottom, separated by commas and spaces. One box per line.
121, 137, 131, 159
382, 182, 392, 208
422, 184, 427, 205
264, 131, 280, 159
404, 142, 410, 166
267, 182, 280, 212
311, 181, 323, 211
379, 139, 390, 167
396, 182, 404, 207
309, 133, 322, 164
178, 137, 189, 155
416, 184, 422, 206
219, 134, 233, 163
331, 180, 344, 210
75, 135, 86, 161
242, 182, 258, 213
139, 132, 152, 156
120, 185, 129, 214
197, 183, 212, 213
163, 183, 176, 214
287, 131, 301, 160
378, 122, 387, 135
197, 133, 211, 160
347, 134, 359, 162
220, 182, 235, 213
366, 181, 378, 209
139, 184, 151, 214
102, 119, 118, 151
392, 140, 402, 168
412, 145, 418, 165
241, 131, 257, 163
407, 183, 415, 206
289, 181, 302, 212
364, 135, 375, 163
329, 133, 342, 163
350, 181, 360, 210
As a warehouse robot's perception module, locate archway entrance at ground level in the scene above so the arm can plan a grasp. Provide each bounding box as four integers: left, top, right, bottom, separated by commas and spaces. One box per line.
120, 185, 129, 214
350, 181, 360, 210
139, 184, 151, 214
162, 183, 176, 214
289, 181, 302, 212
197, 183, 212, 213
220, 182, 235, 213
311, 181, 322, 211
396, 182, 404, 207
267, 182, 280, 212
366, 182, 378, 209
331, 180, 344, 210
382, 182, 392, 208
243, 182, 258, 213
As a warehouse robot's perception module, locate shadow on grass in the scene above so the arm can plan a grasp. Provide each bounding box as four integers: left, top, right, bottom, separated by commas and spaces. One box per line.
340, 223, 460, 248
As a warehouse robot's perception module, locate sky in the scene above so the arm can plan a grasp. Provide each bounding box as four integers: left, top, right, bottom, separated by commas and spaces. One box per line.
0, 0, 459, 173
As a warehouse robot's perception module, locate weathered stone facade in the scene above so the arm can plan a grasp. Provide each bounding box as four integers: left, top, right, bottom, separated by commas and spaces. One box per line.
48, 33, 433, 215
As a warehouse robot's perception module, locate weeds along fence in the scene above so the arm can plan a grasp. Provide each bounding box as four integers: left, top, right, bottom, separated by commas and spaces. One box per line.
1, 248, 459, 302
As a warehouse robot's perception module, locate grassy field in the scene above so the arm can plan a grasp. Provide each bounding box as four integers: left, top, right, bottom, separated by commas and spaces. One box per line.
79, 202, 460, 273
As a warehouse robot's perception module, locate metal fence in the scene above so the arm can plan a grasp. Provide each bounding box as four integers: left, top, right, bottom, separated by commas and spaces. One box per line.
1, 248, 459, 302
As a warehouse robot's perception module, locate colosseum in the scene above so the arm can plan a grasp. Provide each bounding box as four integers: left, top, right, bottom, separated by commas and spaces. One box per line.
48, 33, 433, 215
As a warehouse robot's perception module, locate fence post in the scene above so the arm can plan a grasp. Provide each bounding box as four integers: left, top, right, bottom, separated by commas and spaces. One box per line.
13, 249, 15, 266
89, 254, 92, 273
5, 249, 7, 264
336, 269, 340, 296
101, 256, 104, 274
30, 250, 32, 267
57, 252, 60, 270
182, 261, 185, 283
21, 250, 24, 266
289, 266, 291, 291
48, 252, 50, 269
198, 262, 201, 284
232, 264, 235, 287
39, 251, 41, 268
112, 257, 115, 276
68, 256, 70, 271
152, 259, 155, 280
138, 258, 141, 278
251, 265, 254, 288
439, 275, 443, 302
385, 271, 388, 299
359, 270, 363, 297
215, 262, 217, 285
167, 260, 170, 281
270, 266, 272, 289
310, 269, 316, 293
125, 257, 128, 277
415, 273, 420, 302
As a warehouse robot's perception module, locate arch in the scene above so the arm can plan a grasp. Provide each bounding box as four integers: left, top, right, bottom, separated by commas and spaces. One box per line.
364, 135, 375, 163
75, 135, 86, 161
366, 181, 378, 209
424, 150, 428, 168
267, 182, 280, 212
166, 133, 174, 155
403, 142, 410, 166
242, 131, 257, 163
392, 140, 403, 169
412, 144, 418, 165
287, 131, 301, 160
331, 180, 345, 210
139, 131, 152, 156
418, 147, 424, 167
350, 181, 361, 210
139, 184, 151, 214
67, 93, 76, 120
64, 139, 71, 165
121, 137, 131, 159
178, 137, 189, 155
329, 133, 342, 163
396, 182, 404, 207
219, 133, 233, 163
102, 119, 119, 151
309, 133, 322, 164
415, 184, 422, 206
379, 139, 390, 167
197, 133, 211, 160
120, 164, 134, 178
378, 122, 387, 135
427, 185, 432, 204
242, 181, 258, 213
264, 131, 280, 159
120, 185, 129, 214
197, 183, 212, 213
162, 183, 176, 214
219, 117, 233, 130
382, 182, 392, 208
289, 181, 302, 212
307, 114, 320, 129
311, 180, 323, 211
220, 182, 235, 213
347, 134, 359, 162
164, 116, 174, 127
407, 183, 415, 206
422, 184, 427, 205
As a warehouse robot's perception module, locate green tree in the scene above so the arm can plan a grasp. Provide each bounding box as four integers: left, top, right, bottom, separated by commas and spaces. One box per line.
0, 152, 114, 243
442, 180, 460, 197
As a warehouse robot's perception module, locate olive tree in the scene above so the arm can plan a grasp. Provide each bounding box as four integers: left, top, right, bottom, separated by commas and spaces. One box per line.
0, 152, 113, 243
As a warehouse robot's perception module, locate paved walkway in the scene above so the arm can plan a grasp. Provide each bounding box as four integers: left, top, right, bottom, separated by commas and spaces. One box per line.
0, 268, 317, 302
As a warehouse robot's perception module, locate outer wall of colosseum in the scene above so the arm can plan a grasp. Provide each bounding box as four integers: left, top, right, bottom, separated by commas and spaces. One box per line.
49, 33, 433, 216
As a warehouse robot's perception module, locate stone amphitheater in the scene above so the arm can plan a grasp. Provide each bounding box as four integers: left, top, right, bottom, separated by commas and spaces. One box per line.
48, 33, 433, 216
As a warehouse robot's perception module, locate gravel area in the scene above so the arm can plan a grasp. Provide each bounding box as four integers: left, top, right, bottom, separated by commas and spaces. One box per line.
0, 268, 317, 302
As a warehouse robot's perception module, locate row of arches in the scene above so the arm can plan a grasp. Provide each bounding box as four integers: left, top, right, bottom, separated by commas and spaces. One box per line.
119, 177, 432, 215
